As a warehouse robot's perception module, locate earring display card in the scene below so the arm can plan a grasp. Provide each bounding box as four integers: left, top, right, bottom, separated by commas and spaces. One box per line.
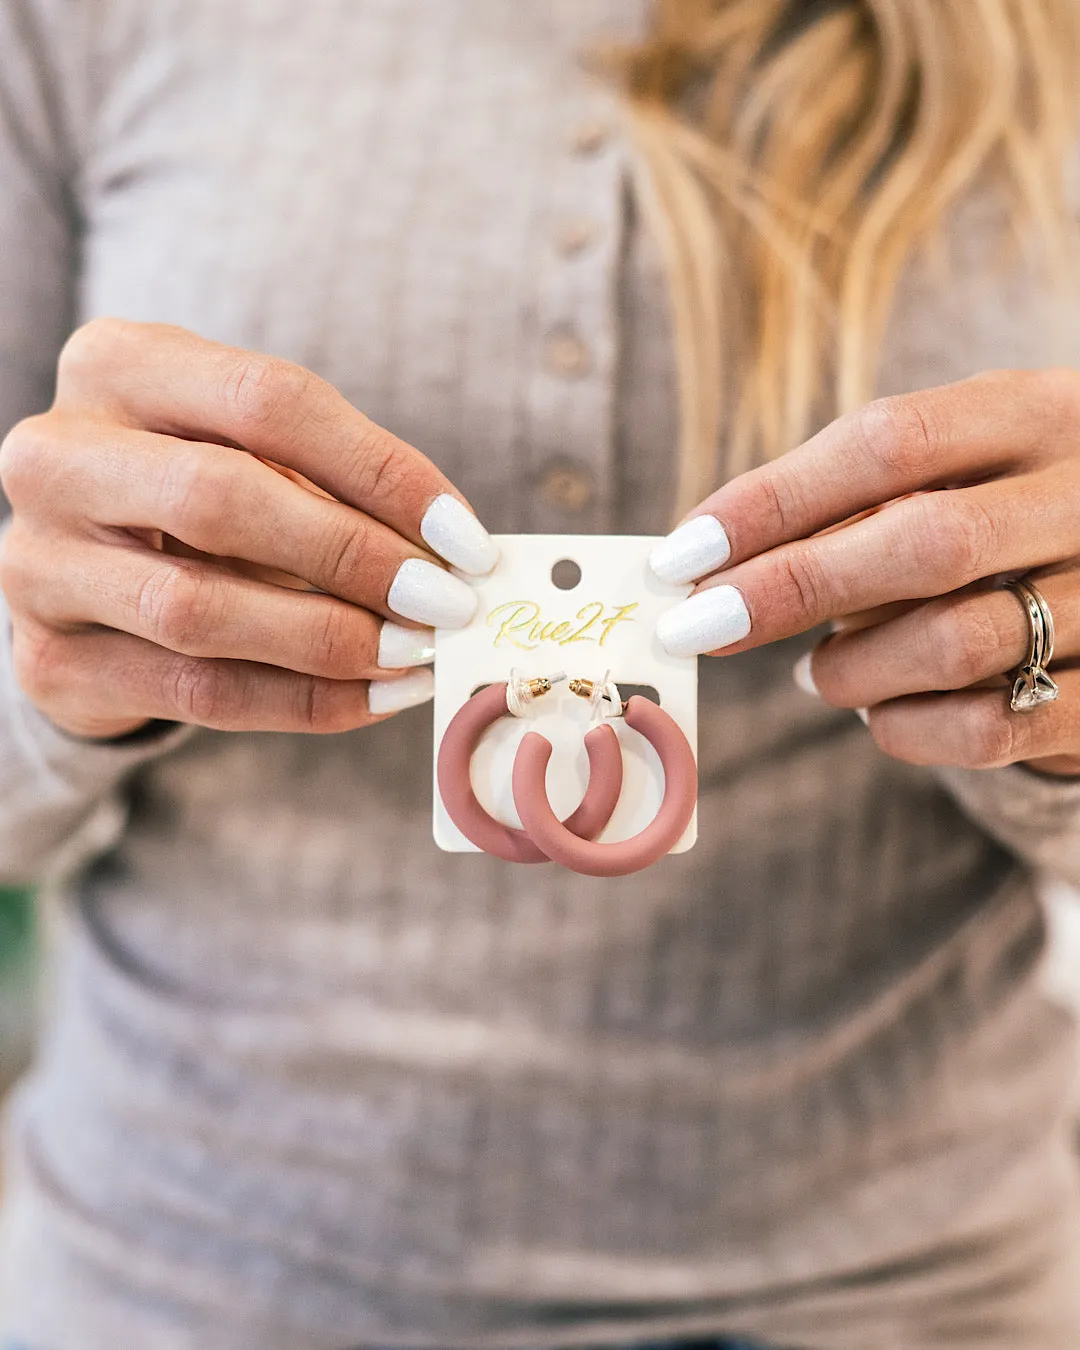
433, 535, 697, 855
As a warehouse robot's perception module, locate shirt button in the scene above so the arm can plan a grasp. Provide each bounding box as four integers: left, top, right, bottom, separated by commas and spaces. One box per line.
569, 119, 610, 156
538, 458, 595, 512
554, 219, 599, 257
544, 327, 593, 379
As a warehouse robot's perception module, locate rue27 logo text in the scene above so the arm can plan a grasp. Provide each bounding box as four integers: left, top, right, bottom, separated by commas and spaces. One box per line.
486, 599, 638, 651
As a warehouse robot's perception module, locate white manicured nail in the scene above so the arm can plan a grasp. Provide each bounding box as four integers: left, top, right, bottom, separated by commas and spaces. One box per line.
387, 558, 478, 629
649, 515, 731, 586
655, 585, 751, 657
855, 707, 869, 725
368, 668, 435, 716
420, 494, 499, 576
793, 651, 819, 697
378, 621, 436, 669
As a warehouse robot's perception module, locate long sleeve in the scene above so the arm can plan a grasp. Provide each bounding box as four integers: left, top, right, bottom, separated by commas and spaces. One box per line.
0, 0, 75, 427
0, 0, 189, 886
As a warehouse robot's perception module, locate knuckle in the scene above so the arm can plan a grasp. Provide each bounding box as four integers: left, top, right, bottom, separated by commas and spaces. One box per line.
310, 603, 363, 679
756, 470, 801, 541
56, 317, 136, 383
933, 602, 1000, 689
158, 449, 234, 537
320, 518, 373, 594
295, 675, 346, 734
350, 426, 406, 502
949, 496, 1002, 580
963, 702, 1019, 769
10, 623, 72, 703
135, 564, 223, 653
165, 658, 233, 726
777, 546, 830, 622
0, 415, 56, 503
853, 395, 938, 479
904, 493, 1000, 587
219, 353, 310, 438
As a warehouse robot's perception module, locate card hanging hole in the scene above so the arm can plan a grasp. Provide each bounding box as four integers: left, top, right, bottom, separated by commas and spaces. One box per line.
551, 558, 582, 590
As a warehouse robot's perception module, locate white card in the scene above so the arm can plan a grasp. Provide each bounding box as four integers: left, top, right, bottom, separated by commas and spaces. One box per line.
433, 535, 697, 854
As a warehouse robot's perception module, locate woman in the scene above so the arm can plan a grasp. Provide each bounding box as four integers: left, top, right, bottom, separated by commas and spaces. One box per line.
1, 0, 1079, 1346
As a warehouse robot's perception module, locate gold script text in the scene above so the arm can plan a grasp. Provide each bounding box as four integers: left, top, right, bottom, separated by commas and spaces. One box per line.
487, 599, 638, 651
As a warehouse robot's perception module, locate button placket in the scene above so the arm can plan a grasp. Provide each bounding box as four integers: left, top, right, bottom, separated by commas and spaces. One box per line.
568, 118, 611, 157
519, 96, 627, 534
538, 457, 596, 513
543, 325, 594, 380
554, 218, 601, 258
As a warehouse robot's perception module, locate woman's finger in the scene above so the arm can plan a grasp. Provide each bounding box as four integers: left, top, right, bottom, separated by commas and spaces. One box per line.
1, 536, 435, 680
10, 617, 434, 739
860, 668, 1080, 772
656, 466, 1080, 658
6, 419, 479, 630
807, 567, 1080, 708
650, 368, 1079, 586
53, 319, 499, 575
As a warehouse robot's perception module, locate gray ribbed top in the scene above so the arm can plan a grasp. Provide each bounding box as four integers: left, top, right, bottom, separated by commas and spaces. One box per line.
2, 2, 1080, 1347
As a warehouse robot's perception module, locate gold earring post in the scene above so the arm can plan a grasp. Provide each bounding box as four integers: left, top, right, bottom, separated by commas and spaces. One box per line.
569, 677, 627, 714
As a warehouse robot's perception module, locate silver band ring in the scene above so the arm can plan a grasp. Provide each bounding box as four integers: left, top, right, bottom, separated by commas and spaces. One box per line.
1005, 578, 1059, 712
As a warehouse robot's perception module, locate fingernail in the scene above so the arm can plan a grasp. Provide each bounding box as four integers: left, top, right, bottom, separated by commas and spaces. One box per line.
649, 515, 731, 586
420, 494, 499, 576
387, 558, 478, 629
378, 621, 436, 669
655, 585, 750, 658
793, 651, 819, 697
368, 668, 435, 716
855, 707, 869, 725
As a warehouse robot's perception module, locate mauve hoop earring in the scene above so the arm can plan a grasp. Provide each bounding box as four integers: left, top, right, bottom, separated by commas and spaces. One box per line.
436, 674, 623, 864
512, 680, 696, 878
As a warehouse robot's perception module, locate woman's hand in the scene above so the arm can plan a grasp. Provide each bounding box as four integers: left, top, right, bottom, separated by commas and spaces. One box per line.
649, 369, 1080, 776
0, 319, 497, 739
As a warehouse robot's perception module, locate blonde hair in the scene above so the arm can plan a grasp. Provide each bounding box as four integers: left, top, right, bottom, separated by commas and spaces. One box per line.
606, 0, 1080, 517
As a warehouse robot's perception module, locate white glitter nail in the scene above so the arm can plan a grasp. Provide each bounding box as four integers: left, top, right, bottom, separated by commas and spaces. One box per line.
420, 495, 499, 576
793, 651, 819, 697
655, 585, 750, 658
368, 668, 435, 716
377, 622, 436, 669
387, 558, 478, 629
649, 516, 731, 586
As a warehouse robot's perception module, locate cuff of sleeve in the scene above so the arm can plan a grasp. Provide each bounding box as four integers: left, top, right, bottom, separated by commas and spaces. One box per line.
937, 761, 1080, 878
1, 610, 196, 800
939, 762, 1080, 829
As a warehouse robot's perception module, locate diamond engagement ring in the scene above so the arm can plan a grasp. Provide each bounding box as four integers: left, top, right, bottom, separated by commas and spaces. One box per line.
1005, 578, 1059, 713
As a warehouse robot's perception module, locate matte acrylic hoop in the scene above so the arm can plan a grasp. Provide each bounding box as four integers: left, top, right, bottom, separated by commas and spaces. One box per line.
511, 695, 696, 877
436, 681, 623, 863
